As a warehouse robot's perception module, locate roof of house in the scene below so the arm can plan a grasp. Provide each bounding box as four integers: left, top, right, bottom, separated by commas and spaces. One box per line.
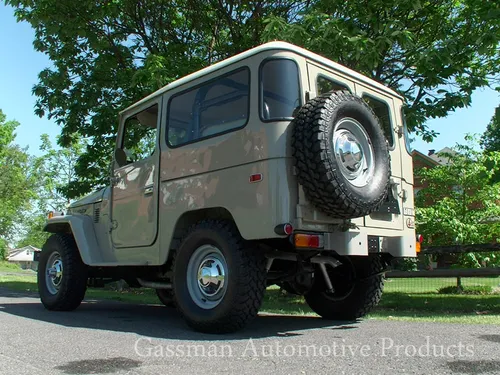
7, 245, 41, 262
411, 150, 441, 166
428, 147, 455, 166
412, 147, 456, 167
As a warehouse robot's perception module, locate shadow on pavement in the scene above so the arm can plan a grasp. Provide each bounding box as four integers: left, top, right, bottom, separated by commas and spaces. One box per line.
0, 287, 359, 341
447, 360, 500, 374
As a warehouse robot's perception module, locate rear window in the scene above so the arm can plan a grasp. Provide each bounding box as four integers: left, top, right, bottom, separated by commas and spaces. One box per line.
260, 59, 301, 120
316, 75, 350, 94
362, 96, 394, 147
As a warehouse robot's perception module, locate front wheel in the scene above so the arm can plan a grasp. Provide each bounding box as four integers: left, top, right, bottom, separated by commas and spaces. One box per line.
38, 234, 88, 311
305, 255, 385, 320
173, 220, 267, 333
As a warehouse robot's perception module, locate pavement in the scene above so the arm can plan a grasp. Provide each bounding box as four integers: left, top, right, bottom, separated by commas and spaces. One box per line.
0, 287, 499, 375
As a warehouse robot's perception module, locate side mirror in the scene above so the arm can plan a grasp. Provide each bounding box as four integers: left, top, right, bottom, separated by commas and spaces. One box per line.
114, 148, 128, 168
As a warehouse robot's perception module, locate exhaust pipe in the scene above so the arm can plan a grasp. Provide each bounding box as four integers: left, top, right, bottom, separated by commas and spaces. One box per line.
137, 278, 172, 290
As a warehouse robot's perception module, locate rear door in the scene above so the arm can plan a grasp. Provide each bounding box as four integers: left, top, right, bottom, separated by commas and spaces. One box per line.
306, 63, 403, 229
355, 84, 403, 230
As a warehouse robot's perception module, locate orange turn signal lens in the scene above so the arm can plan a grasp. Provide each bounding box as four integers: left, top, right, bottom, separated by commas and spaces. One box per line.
48, 211, 54, 219
294, 233, 323, 248
416, 241, 421, 253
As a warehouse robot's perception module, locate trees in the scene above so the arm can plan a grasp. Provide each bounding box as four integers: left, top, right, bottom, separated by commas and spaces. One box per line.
14, 134, 84, 249
35, 134, 84, 211
415, 139, 500, 267
0, 110, 37, 243
15, 215, 50, 249
480, 104, 500, 152
6, 0, 500, 197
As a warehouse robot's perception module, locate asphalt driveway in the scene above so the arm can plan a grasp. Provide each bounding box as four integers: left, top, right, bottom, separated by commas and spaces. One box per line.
0, 288, 499, 375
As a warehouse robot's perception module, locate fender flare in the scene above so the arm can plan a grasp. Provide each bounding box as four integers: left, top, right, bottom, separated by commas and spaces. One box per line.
44, 215, 103, 265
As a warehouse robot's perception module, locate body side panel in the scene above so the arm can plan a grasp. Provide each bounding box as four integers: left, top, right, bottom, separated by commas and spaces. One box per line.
158, 158, 295, 264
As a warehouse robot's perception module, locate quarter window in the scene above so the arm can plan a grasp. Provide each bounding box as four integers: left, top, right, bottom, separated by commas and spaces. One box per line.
316, 76, 349, 94
261, 59, 301, 120
168, 68, 250, 147
362, 96, 394, 147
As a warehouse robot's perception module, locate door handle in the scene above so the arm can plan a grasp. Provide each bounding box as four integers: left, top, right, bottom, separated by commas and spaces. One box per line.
144, 186, 154, 195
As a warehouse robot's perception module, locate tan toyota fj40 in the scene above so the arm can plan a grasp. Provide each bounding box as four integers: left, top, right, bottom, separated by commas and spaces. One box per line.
38, 41, 416, 333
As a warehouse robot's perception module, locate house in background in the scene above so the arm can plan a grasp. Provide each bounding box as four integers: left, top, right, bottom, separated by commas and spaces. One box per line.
7, 245, 41, 271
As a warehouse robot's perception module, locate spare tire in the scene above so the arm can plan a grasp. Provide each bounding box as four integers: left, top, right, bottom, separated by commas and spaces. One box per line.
292, 91, 390, 219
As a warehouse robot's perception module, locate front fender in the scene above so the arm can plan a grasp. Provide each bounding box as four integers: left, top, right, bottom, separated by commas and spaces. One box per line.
44, 215, 104, 265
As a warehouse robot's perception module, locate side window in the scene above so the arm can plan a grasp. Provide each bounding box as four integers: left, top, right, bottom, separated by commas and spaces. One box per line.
316, 75, 349, 94
362, 96, 394, 147
261, 59, 301, 120
122, 104, 158, 162
168, 68, 250, 147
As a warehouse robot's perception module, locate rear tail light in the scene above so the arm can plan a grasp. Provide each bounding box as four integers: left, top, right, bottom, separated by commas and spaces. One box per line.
294, 233, 324, 248
416, 234, 424, 253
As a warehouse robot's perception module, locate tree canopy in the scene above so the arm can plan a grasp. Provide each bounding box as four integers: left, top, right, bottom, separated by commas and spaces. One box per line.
6, 0, 500, 197
0, 110, 37, 242
480, 103, 500, 152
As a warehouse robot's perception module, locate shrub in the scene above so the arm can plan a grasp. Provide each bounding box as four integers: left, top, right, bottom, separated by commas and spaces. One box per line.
438, 285, 494, 295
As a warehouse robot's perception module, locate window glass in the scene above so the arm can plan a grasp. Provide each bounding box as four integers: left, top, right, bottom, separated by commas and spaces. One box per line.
316, 76, 349, 94
261, 59, 300, 120
168, 69, 250, 147
401, 106, 413, 155
122, 104, 158, 162
362, 96, 394, 147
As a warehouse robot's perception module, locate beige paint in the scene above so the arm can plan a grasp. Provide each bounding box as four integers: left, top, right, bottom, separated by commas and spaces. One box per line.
49, 42, 416, 266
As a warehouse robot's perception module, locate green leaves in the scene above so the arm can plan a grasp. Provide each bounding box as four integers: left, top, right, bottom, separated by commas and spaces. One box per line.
416, 137, 500, 255
0, 110, 38, 241
262, 0, 500, 139
480, 104, 500, 153
5, 0, 500, 198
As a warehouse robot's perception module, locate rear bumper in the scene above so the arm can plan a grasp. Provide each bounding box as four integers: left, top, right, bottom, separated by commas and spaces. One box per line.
323, 227, 416, 257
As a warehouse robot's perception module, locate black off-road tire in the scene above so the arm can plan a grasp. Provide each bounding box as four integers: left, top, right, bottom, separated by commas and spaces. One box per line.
156, 289, 175, 308
173, 220, 267, 333
292, 91, 390, 218
305, 255, 385, 320
38, 233, 88, 311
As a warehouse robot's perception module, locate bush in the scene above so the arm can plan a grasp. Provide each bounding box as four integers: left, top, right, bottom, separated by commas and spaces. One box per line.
0, 238, 7, 261
392, 257, 418, 271
438, 285, 494, 295
0, 261, 21, 270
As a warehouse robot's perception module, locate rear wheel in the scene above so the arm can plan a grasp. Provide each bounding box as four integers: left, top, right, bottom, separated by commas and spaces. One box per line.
173, 220, 267, 333
305, 255, 385, 320
38, 234, 88, 311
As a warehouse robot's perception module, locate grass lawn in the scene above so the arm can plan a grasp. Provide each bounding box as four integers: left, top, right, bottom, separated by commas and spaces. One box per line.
384, 277, 500, 294
1, 271, 499, 325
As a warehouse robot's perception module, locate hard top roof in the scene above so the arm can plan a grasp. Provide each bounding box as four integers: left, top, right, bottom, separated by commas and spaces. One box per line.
121, 41, 403, 115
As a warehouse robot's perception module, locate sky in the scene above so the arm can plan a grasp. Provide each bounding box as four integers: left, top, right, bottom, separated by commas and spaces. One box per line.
0, 3, 498, 157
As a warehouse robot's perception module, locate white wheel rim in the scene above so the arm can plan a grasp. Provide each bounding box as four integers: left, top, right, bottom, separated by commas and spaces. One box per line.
45, 252, 63, 295
186, 245, 228, 310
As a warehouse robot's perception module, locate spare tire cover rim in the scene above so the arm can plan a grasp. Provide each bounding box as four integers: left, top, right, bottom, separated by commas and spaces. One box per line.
332, 117, 375, 187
